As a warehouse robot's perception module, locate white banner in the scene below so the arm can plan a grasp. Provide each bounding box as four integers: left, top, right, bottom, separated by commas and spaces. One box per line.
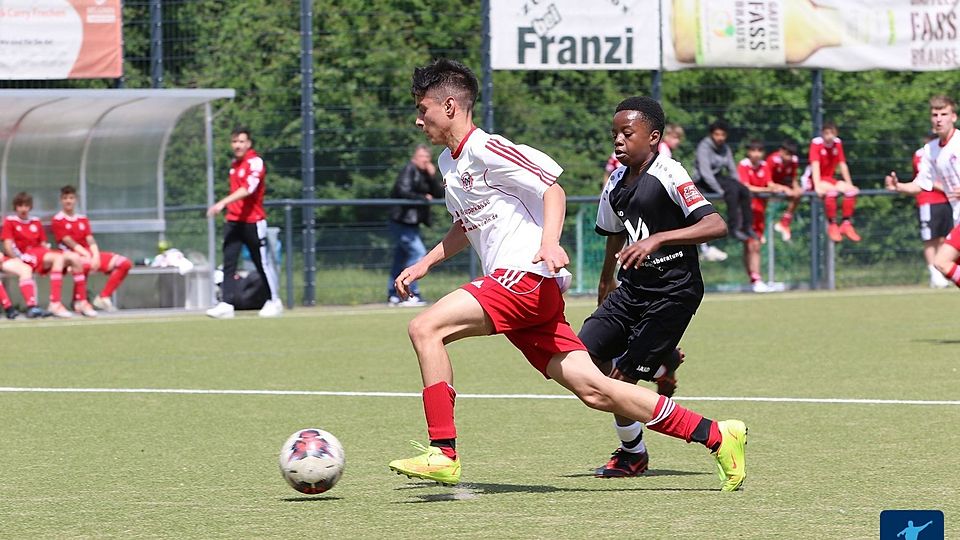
0, 0, 123, 79
662, 0, 960, 71
490, 0, 660, 70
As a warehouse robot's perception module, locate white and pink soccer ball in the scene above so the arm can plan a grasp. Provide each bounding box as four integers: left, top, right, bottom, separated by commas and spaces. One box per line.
278, 428, 345, 494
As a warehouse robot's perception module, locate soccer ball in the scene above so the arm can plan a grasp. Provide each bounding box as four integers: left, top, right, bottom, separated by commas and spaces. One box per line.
278, 428, 345, 494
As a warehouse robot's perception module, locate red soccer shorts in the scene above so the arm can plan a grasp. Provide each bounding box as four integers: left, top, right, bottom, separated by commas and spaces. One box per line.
751, 207, 766, 238
81, 251, 121, 273
945, 223, 960, 251
461, 268, 586, 378
21, 246, 51, 273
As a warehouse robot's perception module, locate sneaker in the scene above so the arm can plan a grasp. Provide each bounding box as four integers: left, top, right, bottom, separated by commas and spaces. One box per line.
92, 295, 117, 312
401, 295, 427, 307
24, 306, 49, 319
731, 229, 751, 242
388, 441, 461, 486
4, 306, 18, 320
773, 221, 792, 242
74, 300, 98, 318
388, 295, 402, 306
594, 447, 649, 478
713, 420, 747, 492
701, 245, 729, 262
827, 222, 842, 243
654, 347, 685, 398
205, 302, 235, 319
839, 220, 861, 242
47, 302, 73, 318
751, 280, 774, 293
258, 299, 284, 318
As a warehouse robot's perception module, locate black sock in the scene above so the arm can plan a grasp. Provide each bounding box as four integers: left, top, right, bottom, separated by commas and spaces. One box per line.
431, 438, 456, 450
692, 418, 717, 450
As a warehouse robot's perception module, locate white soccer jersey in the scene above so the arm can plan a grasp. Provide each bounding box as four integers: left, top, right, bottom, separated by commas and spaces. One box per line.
439, 127, 570, 278
916, 128, 960, 222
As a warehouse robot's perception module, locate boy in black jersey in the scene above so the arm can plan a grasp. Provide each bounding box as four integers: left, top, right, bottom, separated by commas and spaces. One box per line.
580, 97, 735, 479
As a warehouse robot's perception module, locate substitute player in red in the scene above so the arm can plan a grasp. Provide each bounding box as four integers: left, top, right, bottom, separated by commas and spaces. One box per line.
1, 192, 91, 318
51, 185, 134, 311
387, 60, 746, 491
886, 95, 960, 287
738, 140, 776, 293
766, 139, 803, 242
206, 126, 283, 319
804, 122, 861, 242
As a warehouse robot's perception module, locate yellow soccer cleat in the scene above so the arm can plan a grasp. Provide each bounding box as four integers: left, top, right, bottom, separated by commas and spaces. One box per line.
713, 420, 747, 492
388, 441, 461, 486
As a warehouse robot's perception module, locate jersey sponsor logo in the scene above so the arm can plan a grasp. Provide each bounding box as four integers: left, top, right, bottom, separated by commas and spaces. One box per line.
678, 182, 704, 207
459, 172, 474, 191
623, 217, 649, 244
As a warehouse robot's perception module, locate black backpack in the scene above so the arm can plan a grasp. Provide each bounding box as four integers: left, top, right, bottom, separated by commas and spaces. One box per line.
231, 273, 269, 310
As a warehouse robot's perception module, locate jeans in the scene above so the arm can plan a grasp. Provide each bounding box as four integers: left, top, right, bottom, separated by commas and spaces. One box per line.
387, 221, 427, 298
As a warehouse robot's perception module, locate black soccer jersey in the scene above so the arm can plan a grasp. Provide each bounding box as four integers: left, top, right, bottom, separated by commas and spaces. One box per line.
595, 152, 717, 308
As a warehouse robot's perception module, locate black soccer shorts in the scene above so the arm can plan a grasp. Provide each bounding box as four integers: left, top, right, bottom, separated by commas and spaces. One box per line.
579, 286, 696, 383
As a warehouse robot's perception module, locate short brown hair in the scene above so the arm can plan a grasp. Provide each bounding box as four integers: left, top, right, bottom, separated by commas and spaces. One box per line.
12, 192, 32, 209
60, 185, 77, 197
929, 95, 956, 112
822, 121, 838, 133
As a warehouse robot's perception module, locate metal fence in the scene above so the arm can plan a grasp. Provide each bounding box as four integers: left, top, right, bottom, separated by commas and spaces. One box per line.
162, 189, 928, 308
3, 1, 956, 305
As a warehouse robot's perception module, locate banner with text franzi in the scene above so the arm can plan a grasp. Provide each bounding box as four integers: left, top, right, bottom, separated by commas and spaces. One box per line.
662, 0, 959, 71
0, 0, 122, 79
490, 1, 660, 70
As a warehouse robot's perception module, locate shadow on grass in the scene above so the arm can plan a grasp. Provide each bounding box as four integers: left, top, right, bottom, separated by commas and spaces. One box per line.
394, 479, 716, 502
913, 338, 960, 345
562, 469, 712, 479
283, 496, 344, 502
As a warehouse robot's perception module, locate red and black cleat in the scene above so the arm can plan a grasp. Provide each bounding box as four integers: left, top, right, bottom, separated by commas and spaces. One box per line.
594, 448, 650, 478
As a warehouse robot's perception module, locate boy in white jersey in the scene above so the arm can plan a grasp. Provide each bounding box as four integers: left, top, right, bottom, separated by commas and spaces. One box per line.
886, 95, 960, 286
387, 59, 747, 491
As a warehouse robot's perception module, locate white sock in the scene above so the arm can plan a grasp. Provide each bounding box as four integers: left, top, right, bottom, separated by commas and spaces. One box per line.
615, 421, 646, 453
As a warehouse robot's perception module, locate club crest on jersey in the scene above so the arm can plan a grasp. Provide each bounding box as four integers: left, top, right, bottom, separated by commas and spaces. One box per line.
459, 172, 474, 191
29, 224, 37, 233
678, 182, 704, 207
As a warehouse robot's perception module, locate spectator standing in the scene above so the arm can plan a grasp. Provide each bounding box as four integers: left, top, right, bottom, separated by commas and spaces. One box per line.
387, 144, 444, 306
737, 141, 775, 293
206, 127, 283, 319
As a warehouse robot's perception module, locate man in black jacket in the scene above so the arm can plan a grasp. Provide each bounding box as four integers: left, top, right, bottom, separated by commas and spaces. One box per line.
387, 144, 444, 306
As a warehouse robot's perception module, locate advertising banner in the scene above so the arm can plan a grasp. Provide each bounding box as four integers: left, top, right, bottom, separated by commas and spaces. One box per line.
0, 0, 123, 79
490, 0, 660, 70
663, 0, 960, 71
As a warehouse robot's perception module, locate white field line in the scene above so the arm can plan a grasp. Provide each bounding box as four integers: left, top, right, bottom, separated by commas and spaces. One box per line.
0, 386, 958, 405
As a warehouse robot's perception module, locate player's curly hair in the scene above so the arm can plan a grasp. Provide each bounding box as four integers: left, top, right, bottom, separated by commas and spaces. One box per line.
615, 96, 665, 142
411, 58, 479, 112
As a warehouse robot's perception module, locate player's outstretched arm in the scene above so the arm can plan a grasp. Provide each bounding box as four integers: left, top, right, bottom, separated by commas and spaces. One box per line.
597, 232, 626, 305
533, 184, 569, 274
394, 222, 469, 299
885, 171, 922, 195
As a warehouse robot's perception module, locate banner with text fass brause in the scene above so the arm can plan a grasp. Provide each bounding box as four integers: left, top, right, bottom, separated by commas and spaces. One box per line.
0, 0, 123, 79
663, 0, 960, 71
490, 0, 660, 70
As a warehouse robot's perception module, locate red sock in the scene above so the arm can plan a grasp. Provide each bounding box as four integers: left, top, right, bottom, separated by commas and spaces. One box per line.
780, 212, 793, 226
842, 195, 856, 219
824, 195, 838, 222
49, 272, 63, 304
423, 382, 457, 459
749, 271, 761, 283
100, 257, 131, 297
946, 263, 960, 286
20, 278, 37, 307
0, 282, 11, 309
646, 396, 722, 450
72, 271, 88, 302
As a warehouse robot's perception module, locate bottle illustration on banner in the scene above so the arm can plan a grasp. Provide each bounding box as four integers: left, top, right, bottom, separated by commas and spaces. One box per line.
671, 0, 896, 66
